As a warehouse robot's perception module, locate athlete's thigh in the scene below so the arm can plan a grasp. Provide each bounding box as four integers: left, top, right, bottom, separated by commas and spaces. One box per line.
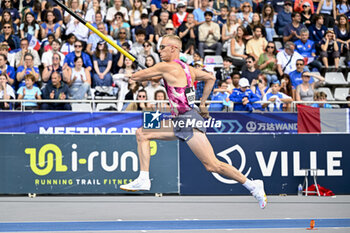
141, 119, 178, 141
185, 130, 217, 163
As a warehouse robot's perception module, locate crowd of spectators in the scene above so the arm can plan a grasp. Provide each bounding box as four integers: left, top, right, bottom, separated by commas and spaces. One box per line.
0, 0, 349, 111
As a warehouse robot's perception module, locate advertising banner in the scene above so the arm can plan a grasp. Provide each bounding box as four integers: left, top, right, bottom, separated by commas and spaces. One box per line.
180, 134, 349, 195
0, 135, 179, 194
0, 112, 297, 134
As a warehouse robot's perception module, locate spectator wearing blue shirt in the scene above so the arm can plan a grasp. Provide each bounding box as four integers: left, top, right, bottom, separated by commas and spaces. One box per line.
64, 40, 93, 72
310, 91, 332, 108
289, 59, 314, 89
262, 80, 292, 112
0, 22, 20, 51
193, 0, 212, 25
16, 53, 40, 89
294, 28, 323, 71
0, 1, 21, 25
308, 14, 327, 51
230, 0, 253, 12
271, 0, 286, 14
17, 74, 42, 110
0, 54, 15, 88
209, 80, 230, 111
283, 12, 306, 43
228, 78, 261, 111
276, 0, 292, 35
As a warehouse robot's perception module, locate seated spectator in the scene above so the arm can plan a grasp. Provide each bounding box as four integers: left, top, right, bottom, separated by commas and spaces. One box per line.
294, 0, 314, 13
0, 54, 15, 87
0, 23, 20, 51
41, 10, 61, 40
258, 41, 278, 86
308, 14, 328, 51
228, 77, 261, 112
131, 28, 147, 58
16, 53, 40, 89
41, 40, 65, 68
151, 0, 162, 13
138, 41, 160, 66
135, 14, 155, 43
151, 89, 170, 112
246, 25, 268, 61
229, 71, 240, 90
337, 0, 350, 15
280, 73, 294, 100
106, 0, 129, 25
41, 71, 72, 110
0, 1, 20, 25
209, 80, 230, 111
198, 11, 222, 57
227, 26, 247, 70
93, 42, 113, 87
84, 0, 107, 14
172, 2, 188, 29
300, 2, 313, 28
153, 0, 173, 25
0, 10, 18, 34
190, 51, 203, 66
194, 61, 217, 101
334, 14, 350, 66
144, 80, 167, 101
311, 91, 332, 108
41, 33, 55, 52
60, 33, 76, 56
272, 0, 285, 14
283, 12, 307, 43
237, 3, 253, 28
126, 89, 152, 111
242, 55, 261, 83
115, 27, 132, 48
64, 0, 81, 25
85, 0, 105, 24
89, 11, 108, 35
294, 28, 323, 71
245, 13, 267, 41
19, 12, 40, 39
17, 74, 42, 110
0, 73, 15, 110
340, 94, 350, 108
124, 79, 140, 102
277, 41, 304, 76
110, 12, 131, 39
42, 52, 69, 83
24, 0, 42, 23
276, 0, 292, 35
64, 40, 93, 72
145, 55, 157, 68
0, 44, 14, 67
215, 4, 228, 26
262, 80, 293, 111
41, 2, 63, 25
154, 11, 170, 42
193, 0, 211, 25
129, 0, 148, 27
320, 30, 340, 69
87, 23, 117, 55
316, 0, 336, 28
65, 10, 89, 42
221, 11, 240, 51
296, 71, 324, 102
14, 38, 41, 68
178, 13, 197, 55
261, 4, 277, 42
289, 59, 314, 89
250, 73, 270, 100
216, 57, 234, 81
66, 56, 91, 99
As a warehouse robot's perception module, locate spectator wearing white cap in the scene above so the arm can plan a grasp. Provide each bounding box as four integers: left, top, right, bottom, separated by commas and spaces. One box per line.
228, 77, 261, 111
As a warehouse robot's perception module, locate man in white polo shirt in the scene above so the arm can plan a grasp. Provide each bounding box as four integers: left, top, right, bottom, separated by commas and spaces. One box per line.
276, 41, 304, 76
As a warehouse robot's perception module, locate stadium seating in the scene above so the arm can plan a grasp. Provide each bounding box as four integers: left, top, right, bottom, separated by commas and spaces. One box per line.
325, 72, 348, 85
316, 87, 334, 101
334, 88, 350, 101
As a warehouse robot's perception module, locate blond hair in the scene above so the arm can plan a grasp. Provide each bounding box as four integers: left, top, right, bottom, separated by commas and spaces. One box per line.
162, 34, 182, 50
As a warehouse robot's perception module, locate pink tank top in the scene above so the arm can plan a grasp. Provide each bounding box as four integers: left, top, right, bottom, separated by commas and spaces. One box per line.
163, 59, 193, 116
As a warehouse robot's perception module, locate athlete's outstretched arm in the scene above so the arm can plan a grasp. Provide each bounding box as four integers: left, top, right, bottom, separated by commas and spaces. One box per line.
130, 62, 167, 82
190, 67, 216, 106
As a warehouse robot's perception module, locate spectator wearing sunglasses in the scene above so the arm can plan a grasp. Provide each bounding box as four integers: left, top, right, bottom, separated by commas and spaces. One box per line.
126, 89, 153, 111
138, 41, 160, 66
0, 23, 20, 51
86, 22, 117, 56
63, 40, 93, 72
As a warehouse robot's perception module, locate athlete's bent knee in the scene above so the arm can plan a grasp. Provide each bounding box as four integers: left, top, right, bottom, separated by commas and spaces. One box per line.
136, 128, 150, 142
203, 161, 225, 173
